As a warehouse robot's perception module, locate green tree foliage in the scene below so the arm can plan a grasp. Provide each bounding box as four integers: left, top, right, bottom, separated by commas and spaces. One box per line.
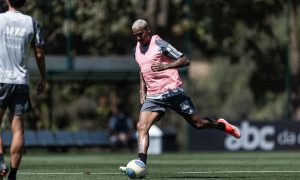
169, 0, 290, 119
0, 0, 138, 54
192, 58, 256, 120
71, 0, 137, 54
1, 0, 297, 124
184, 1, 286, 101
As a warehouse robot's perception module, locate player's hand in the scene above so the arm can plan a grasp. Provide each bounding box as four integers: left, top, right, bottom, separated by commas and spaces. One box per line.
37, 79, 46, 95
151, 62, 166, 72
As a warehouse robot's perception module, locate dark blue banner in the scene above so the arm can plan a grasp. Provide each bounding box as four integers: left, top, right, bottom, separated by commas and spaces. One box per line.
188, 121, 300, 151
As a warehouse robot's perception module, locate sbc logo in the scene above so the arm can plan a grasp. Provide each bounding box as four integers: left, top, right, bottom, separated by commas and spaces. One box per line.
225, 121, 275, 151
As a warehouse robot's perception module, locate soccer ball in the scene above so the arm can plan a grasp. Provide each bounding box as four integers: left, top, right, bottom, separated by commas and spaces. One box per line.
126, 159, 147, 179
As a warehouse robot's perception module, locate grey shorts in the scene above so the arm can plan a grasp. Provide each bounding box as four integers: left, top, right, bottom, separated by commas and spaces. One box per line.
141, 92, 198, 118
0, 83, 32, 116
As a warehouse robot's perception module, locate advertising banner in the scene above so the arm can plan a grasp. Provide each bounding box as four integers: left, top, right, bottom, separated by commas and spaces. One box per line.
188, 121, 300, 151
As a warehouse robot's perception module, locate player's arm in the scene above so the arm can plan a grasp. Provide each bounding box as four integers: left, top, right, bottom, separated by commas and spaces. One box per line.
151, 39, 189, 72
32, 19, 46, 95
159, 55, 189, 69
139, 72, 147, 104
34, 46, 46, 95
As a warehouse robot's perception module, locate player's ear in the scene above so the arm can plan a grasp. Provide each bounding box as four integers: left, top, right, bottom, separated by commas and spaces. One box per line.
146, 27, 150, 33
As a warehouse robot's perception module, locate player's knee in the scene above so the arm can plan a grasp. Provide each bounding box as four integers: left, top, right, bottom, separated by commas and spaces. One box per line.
194, 122, 205, 129
186, 116, 206, 129
193, 118, 208, 129
136, 121, 144, 131
137, 121, 150, 132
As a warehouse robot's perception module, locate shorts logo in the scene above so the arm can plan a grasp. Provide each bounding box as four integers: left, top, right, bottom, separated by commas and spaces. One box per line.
180, 100, 190, 111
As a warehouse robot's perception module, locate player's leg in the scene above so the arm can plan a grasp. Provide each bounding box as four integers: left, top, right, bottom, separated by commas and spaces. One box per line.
135, 98, 166, 164
0, 108, 8, 177
185, 113, 219, 129
169, 92, 240, 138
119, 111, 161, 176
8, 84, 31, 180
8, 115, 24, 180
0, 84, 11, 178
186, 114, 240, 138
136, 111, 162, 164
120, 98, 165, 176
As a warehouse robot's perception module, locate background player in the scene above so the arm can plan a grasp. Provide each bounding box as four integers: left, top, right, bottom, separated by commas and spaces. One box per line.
0, 0, 46, 179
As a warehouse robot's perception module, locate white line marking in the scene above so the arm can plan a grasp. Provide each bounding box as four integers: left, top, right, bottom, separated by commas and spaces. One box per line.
179, 171, 300, 174
19, 172, 121, 175
18, 171, 300, 175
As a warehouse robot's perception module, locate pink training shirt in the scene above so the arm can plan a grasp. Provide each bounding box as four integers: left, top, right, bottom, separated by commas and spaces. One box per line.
135, 35, 183, 95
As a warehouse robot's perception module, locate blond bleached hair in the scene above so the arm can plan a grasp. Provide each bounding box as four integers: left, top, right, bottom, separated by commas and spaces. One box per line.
132, 19, 149, 30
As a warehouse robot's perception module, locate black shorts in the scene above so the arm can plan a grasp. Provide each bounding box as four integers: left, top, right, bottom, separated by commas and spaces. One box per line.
0, 83, 32, 116
141, 92, 198, 118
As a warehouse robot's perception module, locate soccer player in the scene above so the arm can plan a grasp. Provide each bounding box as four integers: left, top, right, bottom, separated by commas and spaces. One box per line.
120, 19, 241, 177
0, 0, 46, 179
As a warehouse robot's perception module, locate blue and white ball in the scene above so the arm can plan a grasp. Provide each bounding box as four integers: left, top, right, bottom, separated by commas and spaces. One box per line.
126, 159, 147, 179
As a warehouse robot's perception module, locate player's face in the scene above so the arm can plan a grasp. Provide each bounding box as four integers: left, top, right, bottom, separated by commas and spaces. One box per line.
132, 27, 150, 45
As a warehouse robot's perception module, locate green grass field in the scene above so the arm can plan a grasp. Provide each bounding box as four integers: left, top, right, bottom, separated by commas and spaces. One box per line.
8, 151, 300, 180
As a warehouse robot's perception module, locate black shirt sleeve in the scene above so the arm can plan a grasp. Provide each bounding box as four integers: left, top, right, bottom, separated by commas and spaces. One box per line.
32, 18, 45, 46
155, 38, 183, 60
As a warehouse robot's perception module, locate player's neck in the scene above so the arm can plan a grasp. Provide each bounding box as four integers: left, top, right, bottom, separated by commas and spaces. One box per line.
8, 6, 18, 12
140, 36, 151, 46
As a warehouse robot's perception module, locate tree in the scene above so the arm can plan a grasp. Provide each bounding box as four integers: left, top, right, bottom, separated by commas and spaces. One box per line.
0, 0, 295, 121
289, 0, 300, 120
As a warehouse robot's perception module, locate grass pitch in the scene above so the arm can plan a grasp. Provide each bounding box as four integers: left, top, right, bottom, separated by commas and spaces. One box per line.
10, 151, 300, 179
